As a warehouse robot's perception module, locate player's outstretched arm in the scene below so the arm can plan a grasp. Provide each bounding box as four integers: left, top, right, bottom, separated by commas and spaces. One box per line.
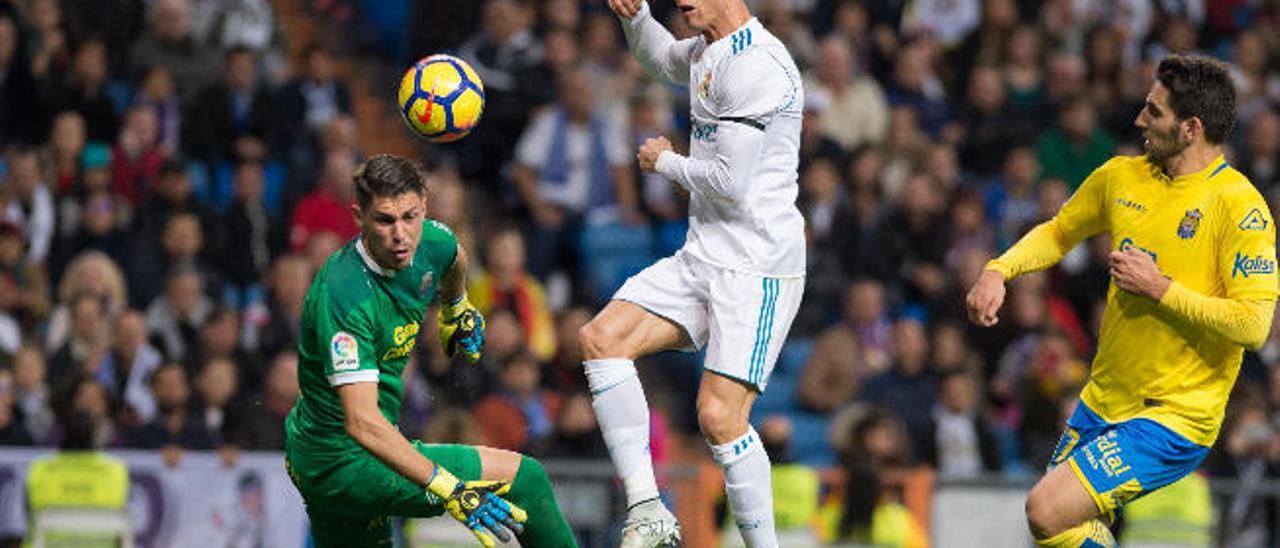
611, 0, 697, 84
438, 244, 485, 363
338, 382, 524, 546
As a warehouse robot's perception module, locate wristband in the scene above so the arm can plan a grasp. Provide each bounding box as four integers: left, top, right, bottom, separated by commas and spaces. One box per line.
426, 465, 460, 499
441, 293, 470, 321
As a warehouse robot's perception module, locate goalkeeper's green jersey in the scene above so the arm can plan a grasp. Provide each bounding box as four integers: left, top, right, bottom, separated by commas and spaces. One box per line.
285, 220, 457, 468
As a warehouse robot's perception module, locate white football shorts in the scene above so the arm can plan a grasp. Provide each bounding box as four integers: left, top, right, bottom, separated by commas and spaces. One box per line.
613, 250, 803, 391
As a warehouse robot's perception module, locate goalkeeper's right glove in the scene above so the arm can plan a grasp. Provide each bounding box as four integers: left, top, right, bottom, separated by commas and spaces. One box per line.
427, 465, 527, 547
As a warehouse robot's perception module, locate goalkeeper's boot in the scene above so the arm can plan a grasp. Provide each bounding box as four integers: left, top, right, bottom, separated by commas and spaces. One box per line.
619, 499, 681, 548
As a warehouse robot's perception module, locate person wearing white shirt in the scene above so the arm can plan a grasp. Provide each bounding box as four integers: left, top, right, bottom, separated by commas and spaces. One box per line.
580, 0, 805, 545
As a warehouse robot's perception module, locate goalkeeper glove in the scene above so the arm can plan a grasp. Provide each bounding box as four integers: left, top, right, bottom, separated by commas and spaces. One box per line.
427, 465, 527, 547
439, 294, 485, 363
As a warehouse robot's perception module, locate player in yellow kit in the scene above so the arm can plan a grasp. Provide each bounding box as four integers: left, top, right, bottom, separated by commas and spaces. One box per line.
967, 55, 1278, 548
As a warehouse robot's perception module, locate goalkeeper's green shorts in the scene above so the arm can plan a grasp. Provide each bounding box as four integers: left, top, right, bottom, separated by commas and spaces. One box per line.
285, 442, 482, 548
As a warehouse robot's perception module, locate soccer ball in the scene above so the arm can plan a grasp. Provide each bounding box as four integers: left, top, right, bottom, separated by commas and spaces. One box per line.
398, 54, 485, 143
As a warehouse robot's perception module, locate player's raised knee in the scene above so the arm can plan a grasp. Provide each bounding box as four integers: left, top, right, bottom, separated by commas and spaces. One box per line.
580, 318, 625, 360
697, 396, 746, 444
1024, 485, 1069, 539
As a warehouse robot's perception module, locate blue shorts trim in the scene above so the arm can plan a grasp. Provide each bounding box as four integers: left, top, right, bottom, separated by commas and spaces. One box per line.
1049, 401, 1209, 513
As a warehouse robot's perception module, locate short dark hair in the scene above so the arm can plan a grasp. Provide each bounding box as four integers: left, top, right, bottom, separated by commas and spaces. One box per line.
1156, 55, 1237, 144
353, 154, 427, 208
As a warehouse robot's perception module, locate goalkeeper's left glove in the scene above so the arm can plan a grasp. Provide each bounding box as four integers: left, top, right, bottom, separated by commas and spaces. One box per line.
427, 465, 527, 547
439, 293, 485, 363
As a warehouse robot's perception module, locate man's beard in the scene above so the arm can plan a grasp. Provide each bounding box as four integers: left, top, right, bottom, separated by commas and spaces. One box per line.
1145, 127, 1191, 169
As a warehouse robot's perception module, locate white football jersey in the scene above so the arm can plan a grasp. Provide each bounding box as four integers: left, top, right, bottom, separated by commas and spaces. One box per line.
626, 6, 806, 277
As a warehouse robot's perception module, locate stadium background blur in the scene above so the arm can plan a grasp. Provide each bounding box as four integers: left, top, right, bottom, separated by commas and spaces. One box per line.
0, 0, 1278, 545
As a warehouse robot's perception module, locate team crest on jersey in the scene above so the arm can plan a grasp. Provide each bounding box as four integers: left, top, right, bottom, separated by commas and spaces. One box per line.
1239, 208, 1269, 231
1177, 209, 1203, 239
331, 332, 359, 371
698, 71, 712, 98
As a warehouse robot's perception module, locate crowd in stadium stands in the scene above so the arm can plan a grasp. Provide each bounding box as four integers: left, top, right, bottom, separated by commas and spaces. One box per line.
1, 0, 1279, 543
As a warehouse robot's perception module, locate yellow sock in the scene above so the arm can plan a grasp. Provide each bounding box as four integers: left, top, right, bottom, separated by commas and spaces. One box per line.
1035, 519, 1116, 548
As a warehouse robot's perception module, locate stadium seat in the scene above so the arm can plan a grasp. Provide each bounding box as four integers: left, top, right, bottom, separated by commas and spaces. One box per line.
579, 222, 656, 303
775, 339, 813, 377
787, 411, 835, 467
30, 507, 134, 548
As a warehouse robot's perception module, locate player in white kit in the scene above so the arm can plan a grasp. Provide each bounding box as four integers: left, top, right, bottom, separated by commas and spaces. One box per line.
582, 0, 805, 546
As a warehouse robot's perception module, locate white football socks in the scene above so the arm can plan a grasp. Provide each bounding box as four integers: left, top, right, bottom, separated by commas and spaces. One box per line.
585, 358, 660, 508
710, 427, 777, 548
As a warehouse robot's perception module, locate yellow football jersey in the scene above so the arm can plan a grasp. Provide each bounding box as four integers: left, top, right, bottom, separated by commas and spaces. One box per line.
990, 154, 1277, 446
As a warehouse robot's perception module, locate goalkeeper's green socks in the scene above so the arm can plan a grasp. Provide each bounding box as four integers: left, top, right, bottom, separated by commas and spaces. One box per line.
1035, 519, 1115, 548
507, 456, 578, 547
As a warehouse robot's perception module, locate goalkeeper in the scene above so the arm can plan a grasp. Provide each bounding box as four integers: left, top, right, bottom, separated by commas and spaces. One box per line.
284, 154, 578, 547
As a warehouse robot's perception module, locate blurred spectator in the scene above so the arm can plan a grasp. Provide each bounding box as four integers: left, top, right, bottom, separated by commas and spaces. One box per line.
46, 38, 117, 143
542, 390, 607, 459
190, 307, 256, 388
225, 349, 296, 450
1001, 25, 1045, 109
110, 105, 165, 207
830, 146, 893, 282
756, 0, 819, 70
60, 0, 145, 75
13, 345, 54, 443
469, 227, 556, 361
0, 12, 38, 145
544, 305, 591, 394
819, 407, 927, 546
146, 267, 214, 363
456, 0, 554, 185
946, 0, 1017, 95
244, 255, 309, 360
220, 160, 281, 301
131, 156, 214, 247
128, 362, 214, 449
475, 351, 560, 453
928, 320, 978, 374
884, 39, 952, 138
902, 0, 979, 48
192, 0, 283, 63
129, 0, 219, 102
59, 188, 129, 283
0, 220, 50, 331
1229, 29, 1280, 120
43, 111, 87, 197
0, 367, 32, 445
3, 146, 56, 264
1236, 107, 1278, 188
805, 35, 889, 153
858, 316, 937, 455
983, 146, 1041, 250
46, 251, 128, 352
884, 173, 949, 304
1036, 95, 1115, 190
194, 356, 238, 446
110, 309, 161, 427
185, 46, 276, 164
279, 43, 351, 140
48, 293, 115, 399
921, 369, 1001, 479
135, 66, 182, 155
1205, 393, 1280, 547
513, 66, 638, 280
61, 377, 119, 447
289, 150, 358, 252
796, 87, 844, 171
421, 406, 485, 446
956, 63, 1036, 177
942, 190, 994, 278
